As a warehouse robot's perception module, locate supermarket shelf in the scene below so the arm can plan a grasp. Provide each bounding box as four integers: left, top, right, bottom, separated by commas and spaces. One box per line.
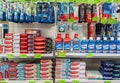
0, 53, 54, 59
55, 52, 120, 58
55, 79, 120, 83
0, 80, 53, 83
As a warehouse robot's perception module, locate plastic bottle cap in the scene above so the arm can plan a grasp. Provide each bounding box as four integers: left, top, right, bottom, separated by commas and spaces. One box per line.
89, 37, 93, 40
57, 34, 61, 38
97, 37, 100, 40
65, 34, 69, 38
83, 37, 86, 40
110, 37, 114, 40
117, 37, 120, 40
104, 37, 107, 40
74, 34, 78, 38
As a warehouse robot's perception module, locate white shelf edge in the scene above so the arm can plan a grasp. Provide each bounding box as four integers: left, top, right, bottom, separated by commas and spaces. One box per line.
55, 79, 120, 83
0, 80, 53, 83
55, 53, 120, 58
0, 53, 54, 58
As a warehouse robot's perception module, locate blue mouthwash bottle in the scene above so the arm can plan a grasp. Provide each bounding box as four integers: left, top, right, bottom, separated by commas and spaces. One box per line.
81, 37, 88, 53
109, 37, 117, 53
14, 3, 20, 23
64, 34, 71, 52
72, 33, 80, 52
55, 34, 63, 50
88, 37, 95, 53
95, 37, 103, 53
103, 37, 109, 53
117, 37, 120, 53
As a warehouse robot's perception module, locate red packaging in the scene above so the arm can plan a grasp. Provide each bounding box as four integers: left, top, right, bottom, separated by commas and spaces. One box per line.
20, 46, 28, 49
5, 33, 13, 37
20, 42, 28, 45
34, 37, 45, 42
85, 4, 92, 22
34, 42, 45, 46
25, 64, 34, 67
34, 50, 46, 53
20, 38, 28, 42
34, 46, 45, 50
88, 23, 95, 38
20, 34, 28, 37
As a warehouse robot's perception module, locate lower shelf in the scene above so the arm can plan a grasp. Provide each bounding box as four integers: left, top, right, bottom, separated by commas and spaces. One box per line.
0, 80, 53, 83
55, 79, 120, 83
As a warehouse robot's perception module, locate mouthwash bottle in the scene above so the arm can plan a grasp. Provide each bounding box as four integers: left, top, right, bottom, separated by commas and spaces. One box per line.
95, 37, 103, 53
109, 37, 117, 53
64, 34, 71, 52
103, 37, 109, 53
117, 37, 120, 53
72, 34, 80, 52
14, 3, 20, 23
88, 37, 95, 53
55, 34, 63, 50
81, 37, 88, 53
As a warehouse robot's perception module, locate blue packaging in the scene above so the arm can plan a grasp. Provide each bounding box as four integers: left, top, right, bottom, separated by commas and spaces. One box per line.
95, 37, 103, 53
0, 3, 6, 21
103, 37, 110, 53
117, 38, 120, 53
72, 34, 80, 51
88, 37, 95, 53
58, 23, 66, 32
7, 4, 14, 22
101, 61, 114, 67
20, 4, 26, 23
14, 3, 20, 23
109, 37, 117, 53
57, 3, 61, 21
81, 37, 88, 53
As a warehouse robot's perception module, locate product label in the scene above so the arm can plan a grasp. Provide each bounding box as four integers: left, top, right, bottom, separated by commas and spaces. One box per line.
20, 13, 24, 20
110, 44, 116, 53
103, 44, 109, 49
8, 12, 11, 20
64, 42, 71, 50
96, 44, 102, 53
73, 41, 79, 50
88, 44, 94, 49
81, 44, 87, 49
117, 44, 120, 53
14, 12, 17, 20
55, 42, 63, 50
96, 44, 102, 49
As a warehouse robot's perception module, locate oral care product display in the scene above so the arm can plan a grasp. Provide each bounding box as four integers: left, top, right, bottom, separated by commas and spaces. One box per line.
0, 0, 120, 83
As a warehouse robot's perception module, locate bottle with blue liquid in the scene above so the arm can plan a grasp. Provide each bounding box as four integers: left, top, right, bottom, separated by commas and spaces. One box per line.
81, 37, 88, 53
117, 37, 120, 53
103, 37, 109, 53
55, 34, 63, 50
95, 37, 103, 53
88, 37, 95, 53
109, 37, 117, 53
64, 34, 71, 52
72, 34, 80, 52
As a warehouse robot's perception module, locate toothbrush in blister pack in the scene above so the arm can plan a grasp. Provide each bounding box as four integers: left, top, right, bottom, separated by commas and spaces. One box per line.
0, 2, 6, 21
14, 3, 20, 23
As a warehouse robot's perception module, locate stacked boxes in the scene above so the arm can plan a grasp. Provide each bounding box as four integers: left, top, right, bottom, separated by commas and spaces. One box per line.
13, 33, 20, 53
5, 33, 13, 53
55, 59, 70, 79
40, 59, 53, 79
70, 59, 86, 79
28, 34, 34, 54
17, 63, 25, 80
100, 61, 114, 80
8, 63, 18, 79
113, 62, 120, 79
35, 64, 40, 79
24, 64, 36, 79
20, 34, 28, 54
34, 37, 46, 54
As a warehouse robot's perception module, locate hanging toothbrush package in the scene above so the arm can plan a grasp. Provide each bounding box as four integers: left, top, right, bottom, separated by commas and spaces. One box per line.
36, 2, 55, 23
